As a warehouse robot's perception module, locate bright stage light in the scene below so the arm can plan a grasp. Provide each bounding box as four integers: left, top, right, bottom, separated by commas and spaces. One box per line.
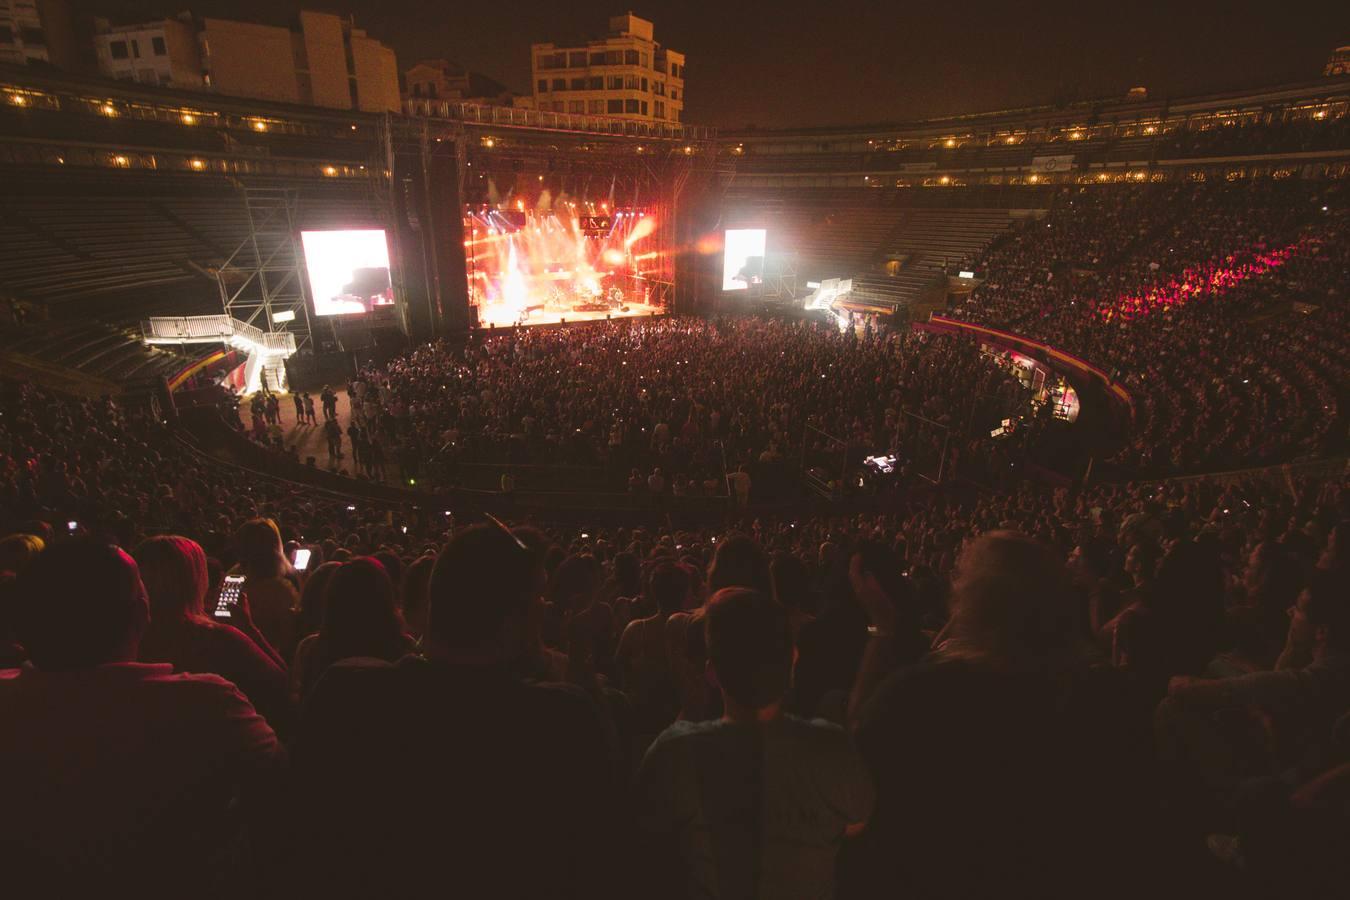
722, 229, 767, 291
468, 208, 663, 327
300, 230, 395, 317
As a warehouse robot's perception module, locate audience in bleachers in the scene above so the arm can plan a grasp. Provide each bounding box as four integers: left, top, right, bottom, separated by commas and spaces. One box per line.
953, 180, 1348, 475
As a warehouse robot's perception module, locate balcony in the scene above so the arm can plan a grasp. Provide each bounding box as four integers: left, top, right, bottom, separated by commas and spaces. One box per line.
404, 98, 713, 141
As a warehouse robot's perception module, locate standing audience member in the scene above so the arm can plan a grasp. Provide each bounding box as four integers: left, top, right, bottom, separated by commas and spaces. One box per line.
289, 557, 412, 702
134, 535, 290, 731
232, 518, 300, 659
634, 587, 874, 900
294, 525, 613, 898
850, 532, 1156, 899
399, 554, 435, 645
0, 540, 283, 895
1158, 569, 1350, 794
616, 560, 690, 735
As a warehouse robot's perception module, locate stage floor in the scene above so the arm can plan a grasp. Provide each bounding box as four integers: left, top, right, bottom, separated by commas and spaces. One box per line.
475, 300, 664, 328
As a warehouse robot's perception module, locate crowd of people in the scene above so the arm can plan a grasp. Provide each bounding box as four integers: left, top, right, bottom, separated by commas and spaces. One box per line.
301, 317, 1040, 494
3, 173, 1350, 897
953, 179, 1348, 476
4, 369, 1350, 897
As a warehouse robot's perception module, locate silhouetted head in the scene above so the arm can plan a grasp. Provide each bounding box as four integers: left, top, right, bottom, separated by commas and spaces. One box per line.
705, 587, 792, 711
16, 539, 148, 671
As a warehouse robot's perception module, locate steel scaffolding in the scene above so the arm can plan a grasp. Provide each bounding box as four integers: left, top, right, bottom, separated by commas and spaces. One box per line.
216, 187, 313, 358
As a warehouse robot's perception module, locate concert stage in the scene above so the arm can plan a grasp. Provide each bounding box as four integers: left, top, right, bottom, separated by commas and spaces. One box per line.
466, 206, 667, 327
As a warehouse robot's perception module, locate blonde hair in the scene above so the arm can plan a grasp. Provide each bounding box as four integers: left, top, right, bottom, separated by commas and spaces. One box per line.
941, 531, 1083, 667
0, 533, 45, 573
133, 535, 210, 620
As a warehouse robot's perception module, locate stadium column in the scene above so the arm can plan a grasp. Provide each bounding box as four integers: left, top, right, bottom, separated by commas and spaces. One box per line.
392, 121, 472, 340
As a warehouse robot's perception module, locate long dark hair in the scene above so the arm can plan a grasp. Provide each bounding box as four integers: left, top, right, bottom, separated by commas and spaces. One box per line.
317, 557, 408, 669
297, 561, 342, 639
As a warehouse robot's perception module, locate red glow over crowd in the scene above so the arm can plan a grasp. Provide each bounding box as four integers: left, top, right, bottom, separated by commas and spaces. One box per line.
1102, 236, 1320, 321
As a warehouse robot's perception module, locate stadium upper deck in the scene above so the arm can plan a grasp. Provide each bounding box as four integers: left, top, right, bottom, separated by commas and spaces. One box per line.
721, 77, 1350, 189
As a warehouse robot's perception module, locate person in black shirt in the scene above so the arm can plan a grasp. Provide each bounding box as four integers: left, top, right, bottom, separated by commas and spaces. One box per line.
293, 524, 613, 899
848, 531, 1158, 900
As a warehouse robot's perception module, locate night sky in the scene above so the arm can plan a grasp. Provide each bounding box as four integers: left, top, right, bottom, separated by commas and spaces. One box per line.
76, 0, 1348, 128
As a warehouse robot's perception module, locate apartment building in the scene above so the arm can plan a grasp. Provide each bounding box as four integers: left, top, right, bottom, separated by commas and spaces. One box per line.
90, 10, 400, 113
530, 13, 684, 122
0, 0, 77, 68
93, 14, 201, 89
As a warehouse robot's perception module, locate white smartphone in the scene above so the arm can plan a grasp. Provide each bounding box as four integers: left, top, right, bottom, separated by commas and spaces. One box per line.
292, 548, 312, 571
215, 574, 246, 619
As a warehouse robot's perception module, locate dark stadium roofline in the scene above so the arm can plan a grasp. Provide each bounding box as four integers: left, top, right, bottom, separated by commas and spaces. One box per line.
721, 76, 1350, 139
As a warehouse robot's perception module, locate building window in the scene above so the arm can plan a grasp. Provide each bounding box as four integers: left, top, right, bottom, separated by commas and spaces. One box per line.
110, 40, 129, 59
413, 84, 422, 97
538, 52, 566, 69
654, 81, 664, 96
551, 78, 565, 91
670, 88, 679, 100
605, 50, 622, 65
570, 77, 585, 90
131, 39, 140, 58
625, 99, 639, 113
588, 76, 603, 90
641, 100, 648, 116
606, 75, 622, 90
655, 100, 665, 118
588, 99, 604, 114
623, 75, 637, 90
607, 99, 623, 114
152, 36, 166, 55
589, 51, 605, 65
551, 101, 565, 112
537, 79, 547, 93
568, 51, 587, 68
624, 49, 639, 65
641, 52, 649, 67
569, 100, 584, 114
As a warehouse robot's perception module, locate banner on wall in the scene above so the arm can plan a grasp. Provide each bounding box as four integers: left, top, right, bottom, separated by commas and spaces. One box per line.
1030, 154, 1075, 172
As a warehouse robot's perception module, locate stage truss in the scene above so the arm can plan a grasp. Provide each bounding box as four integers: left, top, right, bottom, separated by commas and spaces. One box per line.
216, 187, 313, 354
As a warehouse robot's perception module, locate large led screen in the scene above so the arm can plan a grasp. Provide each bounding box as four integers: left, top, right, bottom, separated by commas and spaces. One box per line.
722, 228, 767, 291
301, 229, 394, 316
